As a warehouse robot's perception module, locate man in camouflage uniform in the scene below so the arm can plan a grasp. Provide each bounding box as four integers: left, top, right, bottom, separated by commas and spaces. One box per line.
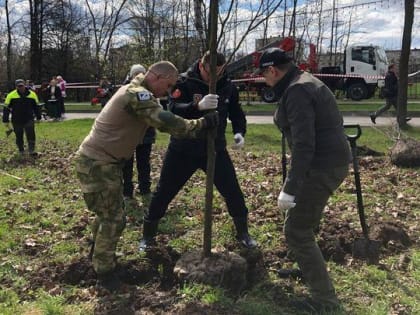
74, 61, 218, 291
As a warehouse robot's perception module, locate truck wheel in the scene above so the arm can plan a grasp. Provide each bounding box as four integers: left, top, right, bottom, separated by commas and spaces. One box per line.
347, 83, 368, 101
261, 88, 277, 103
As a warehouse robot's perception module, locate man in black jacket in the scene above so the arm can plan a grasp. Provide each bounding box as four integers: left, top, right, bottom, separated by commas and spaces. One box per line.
370, 64, 402, 123
257, 48, 351, 313
139, 51, 257, 250
3, 79, 41, 155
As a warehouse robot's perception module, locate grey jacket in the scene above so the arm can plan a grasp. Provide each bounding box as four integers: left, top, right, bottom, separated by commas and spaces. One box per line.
274, 67, 351, 195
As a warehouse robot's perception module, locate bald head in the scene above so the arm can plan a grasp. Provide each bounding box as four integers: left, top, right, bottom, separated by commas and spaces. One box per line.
145, 61, 179, 98
148, 61, 178, 80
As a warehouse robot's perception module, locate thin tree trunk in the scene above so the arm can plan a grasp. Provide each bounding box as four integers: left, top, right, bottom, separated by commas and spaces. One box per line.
203, 0, 218, 258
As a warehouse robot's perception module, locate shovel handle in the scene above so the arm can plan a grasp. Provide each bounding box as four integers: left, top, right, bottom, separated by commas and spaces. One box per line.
344, 124, 362, 141
344, 124, 370, 239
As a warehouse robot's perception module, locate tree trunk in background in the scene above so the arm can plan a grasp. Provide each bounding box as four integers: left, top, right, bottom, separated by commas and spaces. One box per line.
397, 0, 414, 128
5, 0, 12, 89
194, 0, 206, 52
29, 0, 43, 82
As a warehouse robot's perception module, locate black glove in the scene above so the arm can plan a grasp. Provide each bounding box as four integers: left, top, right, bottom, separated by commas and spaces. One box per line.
202, 111, 219, 129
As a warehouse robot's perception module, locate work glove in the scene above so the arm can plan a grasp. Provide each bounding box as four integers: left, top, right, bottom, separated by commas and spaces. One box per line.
277, 191, 296, 211
232, 133, 245, 150
197, 94, 219, 111
202, 111, 219, 129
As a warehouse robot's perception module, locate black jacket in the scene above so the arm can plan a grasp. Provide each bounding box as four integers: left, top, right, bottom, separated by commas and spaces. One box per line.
168, 60, 246, 155
3, 88, 41, 124
45, 85, 63, 104
383, 70, 398, 98
273, 66, 351, 195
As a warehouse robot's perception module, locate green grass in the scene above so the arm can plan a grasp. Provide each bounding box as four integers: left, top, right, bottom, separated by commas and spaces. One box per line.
63, 100, 420, 114
0, 120, 419, 314
240, 101, 420, 113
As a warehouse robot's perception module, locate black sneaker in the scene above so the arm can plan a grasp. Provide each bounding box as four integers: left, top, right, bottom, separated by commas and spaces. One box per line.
96, 271, 121, 292
370, 114, 376, 124
289, 297, 343, 314
236, 233, 258, 248
405, 117, 412, 122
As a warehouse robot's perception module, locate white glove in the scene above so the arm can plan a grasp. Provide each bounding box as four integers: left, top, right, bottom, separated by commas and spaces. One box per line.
197, 94, 219, 111
277, 191, 296, 211
232, 133, 245, 149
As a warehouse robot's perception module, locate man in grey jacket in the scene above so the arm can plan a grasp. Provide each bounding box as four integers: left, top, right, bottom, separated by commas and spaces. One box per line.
257, 48, 351, 313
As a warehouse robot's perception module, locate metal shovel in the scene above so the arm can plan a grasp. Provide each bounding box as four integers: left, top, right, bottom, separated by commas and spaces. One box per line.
344, 124, 381, 264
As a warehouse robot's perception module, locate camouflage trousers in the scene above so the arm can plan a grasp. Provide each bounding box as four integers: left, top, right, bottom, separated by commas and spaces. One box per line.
74, 153, 126, 275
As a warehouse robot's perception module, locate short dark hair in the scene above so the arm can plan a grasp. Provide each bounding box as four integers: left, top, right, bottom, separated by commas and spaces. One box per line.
201, 51, 226, 66
388, 64, 395, 71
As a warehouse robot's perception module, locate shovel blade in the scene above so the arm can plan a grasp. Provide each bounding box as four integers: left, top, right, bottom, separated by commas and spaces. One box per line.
352, 238, 381, 264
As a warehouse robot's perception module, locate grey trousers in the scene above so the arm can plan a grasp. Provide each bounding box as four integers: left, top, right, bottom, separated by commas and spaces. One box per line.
284, 165, 349, 305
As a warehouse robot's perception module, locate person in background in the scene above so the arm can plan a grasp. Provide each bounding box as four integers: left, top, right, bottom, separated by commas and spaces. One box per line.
45, 78, 63, 121
98, 76, 113, 108
256, 47, 351, 313
2, 79, 42, 156
26, 80, 36, 91
139, 51, 257, 251
74, 61, 219, 292
122, 64, 157, 207
370, 64, 403, 124
56, 75, 67, 118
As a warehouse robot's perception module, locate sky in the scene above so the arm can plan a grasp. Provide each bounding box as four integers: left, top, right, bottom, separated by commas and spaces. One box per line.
0, 0, 419, 52
230, 0, 420, 52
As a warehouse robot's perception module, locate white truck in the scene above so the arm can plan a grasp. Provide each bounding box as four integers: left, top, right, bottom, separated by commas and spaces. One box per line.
227, 39, 389, 102
316, 44, 388, 101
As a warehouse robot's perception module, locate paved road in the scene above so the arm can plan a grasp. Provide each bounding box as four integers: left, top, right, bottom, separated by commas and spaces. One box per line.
64, 112, 420, 127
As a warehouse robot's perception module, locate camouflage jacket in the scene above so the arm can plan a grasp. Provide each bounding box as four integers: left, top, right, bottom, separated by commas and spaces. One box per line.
77, 74, 207, 162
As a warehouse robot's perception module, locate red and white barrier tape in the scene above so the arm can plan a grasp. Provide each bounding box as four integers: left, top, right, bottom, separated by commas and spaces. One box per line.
232, 69, 420, 84
313, 73, 385, 80
26, 69, 420, 89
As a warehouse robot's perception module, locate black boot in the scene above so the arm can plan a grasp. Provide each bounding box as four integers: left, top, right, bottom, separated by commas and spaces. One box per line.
370, 114, 376, 124
96, 270, 121, 292
139, 220, 159, 251
233, 216, 257, 248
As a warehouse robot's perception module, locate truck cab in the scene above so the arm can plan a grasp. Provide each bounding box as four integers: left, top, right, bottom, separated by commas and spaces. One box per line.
343, 45, 388, 100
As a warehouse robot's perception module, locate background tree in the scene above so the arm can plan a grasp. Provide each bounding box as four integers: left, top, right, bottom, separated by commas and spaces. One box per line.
5, 0, 13, 89
28, 0, 45, 82
84, 0, 129, 79
397, 0, 414, 127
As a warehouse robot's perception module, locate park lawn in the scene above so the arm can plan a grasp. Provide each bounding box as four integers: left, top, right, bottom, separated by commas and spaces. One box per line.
0, 120, 419, 315
64, 100, 420, 114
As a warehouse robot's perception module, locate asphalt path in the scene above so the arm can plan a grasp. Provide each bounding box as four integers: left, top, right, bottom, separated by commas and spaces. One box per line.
63, 112, 420, 127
